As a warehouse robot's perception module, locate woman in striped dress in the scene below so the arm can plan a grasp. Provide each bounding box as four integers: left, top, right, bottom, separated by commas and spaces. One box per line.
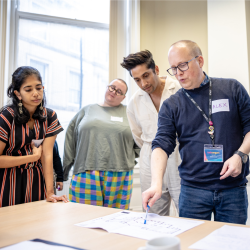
0, 66, 68, 207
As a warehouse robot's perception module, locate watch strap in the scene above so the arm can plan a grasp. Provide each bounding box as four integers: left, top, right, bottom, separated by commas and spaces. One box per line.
234, 150, 248, 163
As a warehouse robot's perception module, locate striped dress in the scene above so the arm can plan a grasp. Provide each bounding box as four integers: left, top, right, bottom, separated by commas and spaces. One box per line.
0, 107, 63, 207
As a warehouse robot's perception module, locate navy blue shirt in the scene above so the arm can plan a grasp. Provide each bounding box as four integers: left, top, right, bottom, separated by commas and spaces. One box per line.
152, 77, 250, 190
53, 140, 63, 182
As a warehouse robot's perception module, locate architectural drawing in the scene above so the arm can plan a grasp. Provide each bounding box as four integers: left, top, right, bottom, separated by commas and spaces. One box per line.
75, 211, 204, 240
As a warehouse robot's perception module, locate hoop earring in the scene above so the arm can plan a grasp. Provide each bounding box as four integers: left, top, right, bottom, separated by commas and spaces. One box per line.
18, 100, 23, 114
40, 102, 43, 110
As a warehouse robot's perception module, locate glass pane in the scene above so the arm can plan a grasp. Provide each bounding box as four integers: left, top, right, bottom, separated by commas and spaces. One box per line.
69, 71, 80, 104
17, 18, 109, 157
18, 0, 110, 24
30, 59, 47, 85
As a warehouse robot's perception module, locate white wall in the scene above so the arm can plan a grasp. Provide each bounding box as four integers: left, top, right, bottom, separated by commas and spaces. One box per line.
207, 0, 250, 225
207, 0, 249, 91
140, 0, 208, 79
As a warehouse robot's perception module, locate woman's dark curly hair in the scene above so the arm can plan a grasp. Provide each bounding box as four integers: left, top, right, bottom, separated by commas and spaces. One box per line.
5, 66, 47, 124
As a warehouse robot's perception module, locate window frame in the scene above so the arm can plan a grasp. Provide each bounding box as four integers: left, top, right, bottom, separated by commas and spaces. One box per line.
27, 55, 51, 89
14, 2, 109, 69
67, 69, 82, 107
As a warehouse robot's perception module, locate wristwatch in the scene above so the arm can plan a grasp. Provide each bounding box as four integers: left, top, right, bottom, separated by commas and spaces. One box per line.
234, 150, 249, 164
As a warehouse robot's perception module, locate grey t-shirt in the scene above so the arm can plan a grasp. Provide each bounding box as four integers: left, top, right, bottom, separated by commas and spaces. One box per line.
63, 104, 140, 180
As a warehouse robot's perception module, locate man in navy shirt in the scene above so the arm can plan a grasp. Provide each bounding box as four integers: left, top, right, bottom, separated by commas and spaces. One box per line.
53, 140, 64, 192
142, 40, 250, 224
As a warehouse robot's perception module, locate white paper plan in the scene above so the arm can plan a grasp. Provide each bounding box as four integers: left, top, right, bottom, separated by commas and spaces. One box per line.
189, 225, 250, 250
75, 211, 204, 240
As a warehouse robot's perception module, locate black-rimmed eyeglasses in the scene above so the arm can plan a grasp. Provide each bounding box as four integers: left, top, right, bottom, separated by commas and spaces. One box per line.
107, 85, 125, 96
166, 56, 199, 76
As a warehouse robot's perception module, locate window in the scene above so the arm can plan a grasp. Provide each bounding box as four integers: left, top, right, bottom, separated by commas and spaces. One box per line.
30, 21, 48, 42
70, 38, 80, 54
18, 0, 109, 24
69, 71, 81, 106
16, 0, 110, 158
29, 59, 48, 86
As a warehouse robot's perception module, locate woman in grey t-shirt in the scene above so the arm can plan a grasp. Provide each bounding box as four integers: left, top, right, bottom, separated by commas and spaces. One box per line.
63, 79, 139, 209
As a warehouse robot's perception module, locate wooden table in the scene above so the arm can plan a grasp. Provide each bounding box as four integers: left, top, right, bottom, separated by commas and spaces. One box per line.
0, 201, 249, 250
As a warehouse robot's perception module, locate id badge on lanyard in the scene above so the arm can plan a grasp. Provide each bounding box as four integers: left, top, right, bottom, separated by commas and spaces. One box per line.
183, 78, 224, 163
204, 144, 223, 162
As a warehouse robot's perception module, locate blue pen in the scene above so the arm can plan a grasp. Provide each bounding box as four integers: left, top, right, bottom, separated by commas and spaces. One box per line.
144, 205, 150, 224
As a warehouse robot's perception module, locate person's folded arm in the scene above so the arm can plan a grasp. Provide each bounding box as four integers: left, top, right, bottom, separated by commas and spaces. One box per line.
0, 109, 42, 168
0, 140, 42, 168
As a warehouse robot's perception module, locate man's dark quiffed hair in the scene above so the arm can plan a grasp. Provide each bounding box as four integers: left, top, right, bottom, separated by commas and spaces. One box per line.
120, 50, 156, 77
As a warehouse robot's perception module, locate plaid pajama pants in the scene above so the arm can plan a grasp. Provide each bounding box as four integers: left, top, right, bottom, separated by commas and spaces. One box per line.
69, 170, 133, 209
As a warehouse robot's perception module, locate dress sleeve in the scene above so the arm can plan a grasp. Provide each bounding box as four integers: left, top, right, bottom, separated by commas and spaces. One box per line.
45, 110, 64, 138
0, 108, 13, 144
